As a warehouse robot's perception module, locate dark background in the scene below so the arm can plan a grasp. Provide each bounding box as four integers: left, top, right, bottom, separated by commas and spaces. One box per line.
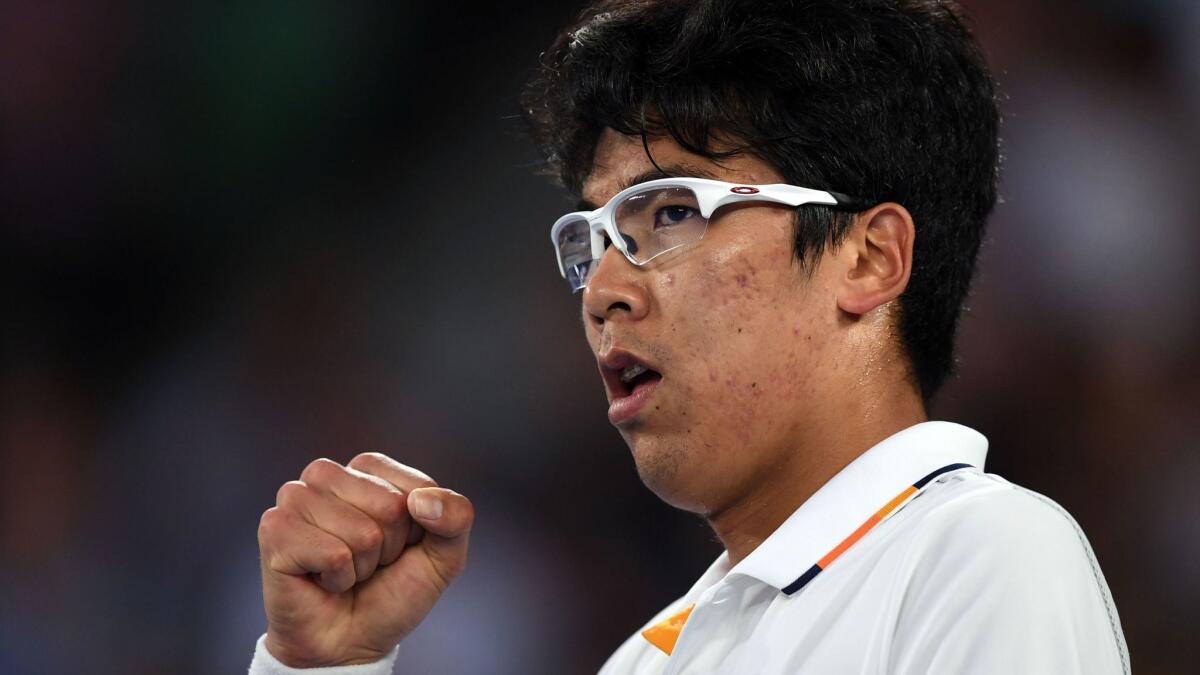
1, 1, 1197, 673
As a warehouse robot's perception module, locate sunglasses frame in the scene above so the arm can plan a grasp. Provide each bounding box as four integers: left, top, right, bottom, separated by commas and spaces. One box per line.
550, 176, 869, 291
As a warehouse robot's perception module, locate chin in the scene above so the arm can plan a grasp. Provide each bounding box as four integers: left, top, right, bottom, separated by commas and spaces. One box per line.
626, 433, 715, 514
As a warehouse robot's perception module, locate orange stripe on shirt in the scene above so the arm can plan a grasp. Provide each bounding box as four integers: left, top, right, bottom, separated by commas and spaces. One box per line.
817, 485, 917, 569
641, 471, 956, 655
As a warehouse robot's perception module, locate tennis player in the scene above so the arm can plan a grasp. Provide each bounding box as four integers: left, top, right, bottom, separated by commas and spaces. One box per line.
248, 1, 1130, 672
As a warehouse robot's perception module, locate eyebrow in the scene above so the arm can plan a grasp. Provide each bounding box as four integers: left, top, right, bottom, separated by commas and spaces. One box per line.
576, 164, 721, 211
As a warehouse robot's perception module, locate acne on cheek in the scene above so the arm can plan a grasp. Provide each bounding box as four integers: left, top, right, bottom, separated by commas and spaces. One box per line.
691, 250, 803, 420
726, 262, 759, 293
709, 264, 767, 325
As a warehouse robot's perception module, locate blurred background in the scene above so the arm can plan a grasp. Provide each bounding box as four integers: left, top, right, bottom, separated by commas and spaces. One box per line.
1, 0, 1197, 672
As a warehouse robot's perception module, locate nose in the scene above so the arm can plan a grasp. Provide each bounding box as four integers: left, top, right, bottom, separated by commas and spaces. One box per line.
582, 245, 651, 328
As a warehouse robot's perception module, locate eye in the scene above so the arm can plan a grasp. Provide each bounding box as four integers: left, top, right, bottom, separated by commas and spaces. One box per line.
603, 232, 639, 254
654, 205, 699, 229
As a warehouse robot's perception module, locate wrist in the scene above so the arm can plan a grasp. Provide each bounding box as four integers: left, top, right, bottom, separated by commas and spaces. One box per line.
254, 634, 400, 674
264, 632, 391, 669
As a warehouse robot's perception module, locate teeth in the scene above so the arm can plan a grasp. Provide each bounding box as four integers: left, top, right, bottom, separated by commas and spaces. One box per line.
620, 363, 648, 384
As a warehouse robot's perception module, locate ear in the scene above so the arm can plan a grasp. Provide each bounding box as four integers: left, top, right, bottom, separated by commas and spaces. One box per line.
835, 202, 915, 316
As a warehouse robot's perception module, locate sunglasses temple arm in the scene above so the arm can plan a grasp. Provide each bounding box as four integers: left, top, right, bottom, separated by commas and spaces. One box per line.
826, 191, 874, 212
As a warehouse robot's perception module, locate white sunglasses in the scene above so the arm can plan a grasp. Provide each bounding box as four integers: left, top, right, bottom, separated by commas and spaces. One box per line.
550, 176, 867, 292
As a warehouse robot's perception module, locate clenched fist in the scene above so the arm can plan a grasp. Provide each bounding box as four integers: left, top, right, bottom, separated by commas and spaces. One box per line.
257, 452, 474, 667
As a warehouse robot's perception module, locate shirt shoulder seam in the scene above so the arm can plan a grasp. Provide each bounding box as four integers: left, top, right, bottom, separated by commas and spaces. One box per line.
1011, 486, 1131, 674
883, 477, 1129, 675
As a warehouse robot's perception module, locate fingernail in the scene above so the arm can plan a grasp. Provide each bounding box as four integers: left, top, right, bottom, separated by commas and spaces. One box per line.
413, 492, 443, 520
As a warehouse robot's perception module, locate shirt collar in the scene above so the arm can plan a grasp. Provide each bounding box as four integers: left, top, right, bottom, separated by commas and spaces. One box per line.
697, 421, 988, 595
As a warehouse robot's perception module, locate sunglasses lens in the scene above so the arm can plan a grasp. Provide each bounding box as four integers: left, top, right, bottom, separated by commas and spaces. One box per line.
555, 217, 596, 292
614, 186, 708, 263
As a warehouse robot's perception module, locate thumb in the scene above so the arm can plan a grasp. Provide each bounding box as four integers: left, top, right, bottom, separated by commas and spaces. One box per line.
407, 487, 474, 587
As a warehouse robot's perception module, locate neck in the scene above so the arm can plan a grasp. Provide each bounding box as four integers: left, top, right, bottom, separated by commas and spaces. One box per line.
707, 381, 927, 566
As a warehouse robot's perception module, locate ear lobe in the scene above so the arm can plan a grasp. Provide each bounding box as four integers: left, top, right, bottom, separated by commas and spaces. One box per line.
836, 202, 915, 316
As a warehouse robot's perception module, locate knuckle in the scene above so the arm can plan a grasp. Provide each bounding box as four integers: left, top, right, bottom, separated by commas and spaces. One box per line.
407, 467, 439, 489
348, 451, 387, 472
352, 523, 384, 552
258, 507, 284, 541
258, 510, 300, 567
300, 458, 341, 484
326, 544, 353, 571
275, 480, 308, 507
377, 490, 408, 523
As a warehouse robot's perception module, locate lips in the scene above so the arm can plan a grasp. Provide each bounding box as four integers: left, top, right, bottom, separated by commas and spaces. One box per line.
598, 349, 663, 425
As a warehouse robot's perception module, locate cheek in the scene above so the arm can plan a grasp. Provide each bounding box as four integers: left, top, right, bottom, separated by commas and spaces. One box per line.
667, 252, 815, 434
696, 240, 796, 346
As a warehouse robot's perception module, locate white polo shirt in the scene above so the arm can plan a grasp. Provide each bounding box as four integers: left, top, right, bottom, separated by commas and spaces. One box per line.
249, 421, 1130, 675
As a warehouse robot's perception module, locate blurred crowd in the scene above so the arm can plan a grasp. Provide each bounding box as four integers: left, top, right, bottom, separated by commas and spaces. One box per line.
1, 1, 1196, 673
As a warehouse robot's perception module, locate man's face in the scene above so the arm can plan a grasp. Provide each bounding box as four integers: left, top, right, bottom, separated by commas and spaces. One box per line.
581, 129, 850, 516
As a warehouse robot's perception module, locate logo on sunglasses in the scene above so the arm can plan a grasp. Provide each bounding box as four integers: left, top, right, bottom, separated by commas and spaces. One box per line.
730, 186, 759, 194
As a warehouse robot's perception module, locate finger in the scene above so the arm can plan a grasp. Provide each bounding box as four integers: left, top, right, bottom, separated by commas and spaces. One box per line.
347, 452, 438, 494
347, 453, 436, 550
301, 459, 411, 566
259, 507, 356, 593
407, 487, 475, 589
276, 480, 384, 583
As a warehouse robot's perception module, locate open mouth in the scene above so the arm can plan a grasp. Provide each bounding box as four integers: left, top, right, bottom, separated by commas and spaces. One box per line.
612, 362, 663, 399
598, 350, 664, 425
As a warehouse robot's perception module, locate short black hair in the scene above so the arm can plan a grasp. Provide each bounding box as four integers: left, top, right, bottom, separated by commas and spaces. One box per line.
522, 0, 1000, 402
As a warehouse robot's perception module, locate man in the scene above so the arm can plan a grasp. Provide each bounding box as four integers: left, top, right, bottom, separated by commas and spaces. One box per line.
248, 0, 1130, 673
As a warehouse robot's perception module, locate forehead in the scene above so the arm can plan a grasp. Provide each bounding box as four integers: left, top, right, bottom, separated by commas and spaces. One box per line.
581, 129, 785, 208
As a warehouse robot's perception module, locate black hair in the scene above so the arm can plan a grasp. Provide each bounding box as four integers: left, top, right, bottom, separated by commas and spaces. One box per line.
522, 0, 1000, 402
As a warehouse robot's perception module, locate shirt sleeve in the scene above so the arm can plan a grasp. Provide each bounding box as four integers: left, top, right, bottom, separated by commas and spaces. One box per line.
248, 634, 400, 675
886, 485, 1129, 675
